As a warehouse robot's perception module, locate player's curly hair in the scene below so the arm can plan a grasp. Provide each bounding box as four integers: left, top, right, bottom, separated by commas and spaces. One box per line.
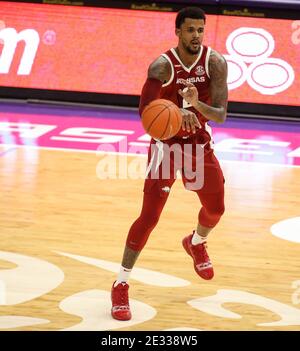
176, 7, 206, 28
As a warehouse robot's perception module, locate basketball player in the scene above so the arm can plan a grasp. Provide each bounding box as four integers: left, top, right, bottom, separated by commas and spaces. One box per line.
111, 7, 228, 320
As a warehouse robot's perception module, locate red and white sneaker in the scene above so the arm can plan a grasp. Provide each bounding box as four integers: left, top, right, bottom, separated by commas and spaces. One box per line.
182, 233, 214, 280
111, 281, 132, 321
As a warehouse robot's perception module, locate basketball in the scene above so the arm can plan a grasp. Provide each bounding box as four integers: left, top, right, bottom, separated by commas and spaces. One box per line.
141, 99, 182, 140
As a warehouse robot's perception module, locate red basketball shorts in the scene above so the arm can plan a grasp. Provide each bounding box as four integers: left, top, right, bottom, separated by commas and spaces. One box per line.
125, 133, 225, 252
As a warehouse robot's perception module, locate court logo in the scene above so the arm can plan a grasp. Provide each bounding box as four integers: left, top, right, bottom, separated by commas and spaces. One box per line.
1, 250, 300, 329
0, 27, 40, 75
225, 27, 295, 94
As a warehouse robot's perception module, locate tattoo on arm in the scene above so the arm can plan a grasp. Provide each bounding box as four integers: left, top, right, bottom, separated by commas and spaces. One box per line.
148, 56, 171, 84
209, 50, 228, 114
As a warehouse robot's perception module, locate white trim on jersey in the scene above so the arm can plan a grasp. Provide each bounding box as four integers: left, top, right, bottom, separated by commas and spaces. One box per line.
205, 122, 214, 149
170, 46, 204, 73
205, 47, 211, 79
161, 54, 174, 88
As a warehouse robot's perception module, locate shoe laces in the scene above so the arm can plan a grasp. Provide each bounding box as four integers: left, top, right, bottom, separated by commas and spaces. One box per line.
113, 283, 129, 306
194, 242, 210, 262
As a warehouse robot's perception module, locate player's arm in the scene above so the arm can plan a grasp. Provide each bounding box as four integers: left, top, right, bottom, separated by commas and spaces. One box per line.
179, 50, 228, 124
138, 56, 171, 116
143, 56, 200, 133
207, 50, 228, 123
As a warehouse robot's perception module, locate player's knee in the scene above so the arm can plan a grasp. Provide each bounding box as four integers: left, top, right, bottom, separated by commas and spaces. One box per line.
212, 203, 225, 218
130, 210, 161, 236
126, 213, 160, 251
140, 211, 161, 229
203, 202, 225, 218
198, 203, 225, 227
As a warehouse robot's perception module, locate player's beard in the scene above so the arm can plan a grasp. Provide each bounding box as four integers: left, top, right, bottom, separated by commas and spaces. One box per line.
183, 40, 200, 55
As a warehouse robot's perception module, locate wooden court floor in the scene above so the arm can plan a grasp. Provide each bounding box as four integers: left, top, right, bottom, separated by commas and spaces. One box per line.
0, 145, 300, 331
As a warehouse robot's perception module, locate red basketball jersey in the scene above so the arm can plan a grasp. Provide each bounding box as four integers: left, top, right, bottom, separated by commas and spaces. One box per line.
159, 46, 213, 144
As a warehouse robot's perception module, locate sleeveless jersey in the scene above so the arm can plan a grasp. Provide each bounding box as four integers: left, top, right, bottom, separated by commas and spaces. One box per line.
159, 46, 213, 144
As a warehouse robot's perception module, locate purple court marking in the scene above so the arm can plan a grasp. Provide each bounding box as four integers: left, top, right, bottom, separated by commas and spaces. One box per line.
1, 102, 299, 133
0, 102, 299, 166
0, 102, 138, 121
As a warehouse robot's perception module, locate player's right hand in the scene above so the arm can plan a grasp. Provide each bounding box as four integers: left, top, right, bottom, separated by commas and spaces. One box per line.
180, 108, 201, 134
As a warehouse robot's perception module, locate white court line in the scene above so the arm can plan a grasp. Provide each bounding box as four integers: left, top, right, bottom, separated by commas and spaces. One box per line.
0, 143, 299, 168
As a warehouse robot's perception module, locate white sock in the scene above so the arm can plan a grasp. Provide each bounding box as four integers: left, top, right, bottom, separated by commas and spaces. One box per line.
191, 231, 207, 245
114, 266, 132, 287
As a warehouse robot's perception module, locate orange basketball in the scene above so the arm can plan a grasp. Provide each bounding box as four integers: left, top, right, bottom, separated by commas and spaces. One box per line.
141, 99, 182, 140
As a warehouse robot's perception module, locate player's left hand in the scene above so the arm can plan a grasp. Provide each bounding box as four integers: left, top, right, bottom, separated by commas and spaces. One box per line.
178, 80, 199, 106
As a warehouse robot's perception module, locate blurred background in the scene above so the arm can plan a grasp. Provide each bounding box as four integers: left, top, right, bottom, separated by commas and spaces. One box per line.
0, 0, 299, 119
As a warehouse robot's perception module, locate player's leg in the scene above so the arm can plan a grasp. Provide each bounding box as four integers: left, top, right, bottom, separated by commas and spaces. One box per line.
116, 139, 176, 276
182, 188, 224, 280
111, 178, 175, 321
182, 152, 225, 280
111, 138, 179, 320
195, 186, 225, 237
120, 138, 178, 269
123, 181, 174, 267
